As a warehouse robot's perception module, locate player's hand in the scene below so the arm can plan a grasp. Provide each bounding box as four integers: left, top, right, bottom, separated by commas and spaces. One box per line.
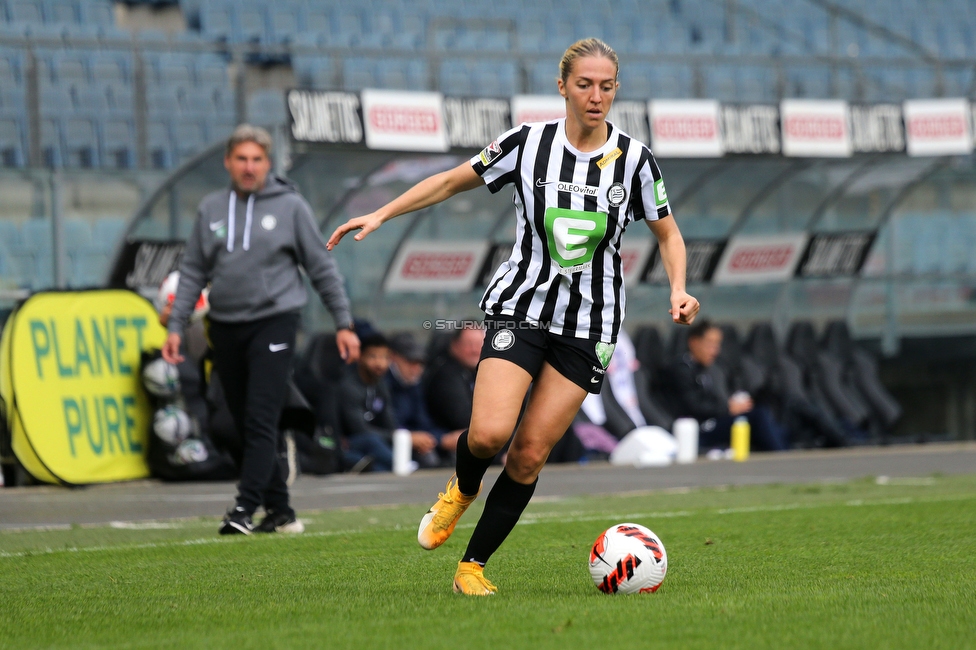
327, 212, 384, 250
335, 328, 361, 363
161, 332, 184, 364
669, 290, 700, 325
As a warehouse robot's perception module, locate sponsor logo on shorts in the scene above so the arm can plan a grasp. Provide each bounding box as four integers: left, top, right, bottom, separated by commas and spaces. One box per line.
591, 365, 606, 375
491, 329, 515, 351
607, 182, 627, 208
595, 342, 615, 368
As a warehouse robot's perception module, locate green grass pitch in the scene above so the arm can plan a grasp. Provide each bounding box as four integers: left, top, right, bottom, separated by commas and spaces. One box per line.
2, 474, 975, 649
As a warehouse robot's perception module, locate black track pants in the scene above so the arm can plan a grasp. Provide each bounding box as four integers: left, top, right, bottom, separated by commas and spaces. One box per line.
209, 311, 299, 515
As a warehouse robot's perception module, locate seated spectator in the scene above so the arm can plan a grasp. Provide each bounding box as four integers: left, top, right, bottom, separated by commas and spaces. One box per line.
338, 333, 441, 472
424, 325, 484, 435
386, 332, 449, 468
663, 319, 788, 452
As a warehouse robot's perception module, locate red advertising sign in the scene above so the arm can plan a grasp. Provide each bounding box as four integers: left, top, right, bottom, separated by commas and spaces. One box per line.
385, 240, 491, 292
712, 233, 810, 285
361, 90, 450, 152
648, 100, 723, 157
780, 100, 852, 157
903, 99, 973, 156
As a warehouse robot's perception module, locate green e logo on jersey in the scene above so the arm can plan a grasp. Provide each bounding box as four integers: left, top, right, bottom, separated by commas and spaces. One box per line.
544, 208, 608, 273
654, 179, 668, 207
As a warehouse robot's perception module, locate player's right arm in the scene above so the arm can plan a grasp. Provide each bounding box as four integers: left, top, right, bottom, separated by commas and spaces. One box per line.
326, 163, 483, 250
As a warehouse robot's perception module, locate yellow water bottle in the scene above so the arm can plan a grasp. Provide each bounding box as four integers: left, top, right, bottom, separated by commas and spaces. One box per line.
731, 416, 750, 462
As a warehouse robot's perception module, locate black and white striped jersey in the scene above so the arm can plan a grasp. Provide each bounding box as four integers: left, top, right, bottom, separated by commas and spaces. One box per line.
471, 118, 672, 344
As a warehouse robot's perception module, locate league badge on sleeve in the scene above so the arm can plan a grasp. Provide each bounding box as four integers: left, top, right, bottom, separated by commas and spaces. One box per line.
479, 140, 503, 166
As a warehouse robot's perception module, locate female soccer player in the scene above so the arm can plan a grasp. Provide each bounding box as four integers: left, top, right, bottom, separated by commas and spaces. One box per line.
328, 38, 699, 595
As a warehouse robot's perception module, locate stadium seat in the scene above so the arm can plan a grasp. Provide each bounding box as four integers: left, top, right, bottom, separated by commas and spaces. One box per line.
63, 116, 99, 167
147, 120, 172, 169
92, 216, 126, 253
246, 89, 285, 127
172, 119, 206, 164
0, 113, 26, 167
342, 58, 377, 91
100, 117, 134, 169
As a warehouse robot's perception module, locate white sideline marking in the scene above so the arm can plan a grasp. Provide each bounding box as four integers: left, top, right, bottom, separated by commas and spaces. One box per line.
1, 493, 974, 560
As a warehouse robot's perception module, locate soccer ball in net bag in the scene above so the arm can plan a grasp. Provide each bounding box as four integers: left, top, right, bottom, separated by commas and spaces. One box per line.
589, 523, 667, 594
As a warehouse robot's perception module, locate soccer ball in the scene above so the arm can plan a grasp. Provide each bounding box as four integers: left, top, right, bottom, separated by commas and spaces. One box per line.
589, 523, 668, 594
172, 438, 209, 465
143, 357, 180, 397
153, 406, 193, 446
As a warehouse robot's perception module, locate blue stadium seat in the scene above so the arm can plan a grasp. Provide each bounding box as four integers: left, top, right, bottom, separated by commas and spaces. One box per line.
77, 0, 113, 26
40, 116, 63, 167
100, 117, 134, 169
199, 0, 232, 41
246, 89, 285, 127
7, 0, 43, 24
172, 119, 206, 164
617, 66, 653, 101
63, 116, 99, 167
375, 57, 428, 91
0, 113, 26, 167
147, 120, 172, 169
267, 4, 300, 44
439, 60, 474, 96
20, 218, 54, 288
236, 3, 266, 43
293, 54, 335, 89
42, 0, 78, 24
342, 57, 377, 91
92, 216, 126, 253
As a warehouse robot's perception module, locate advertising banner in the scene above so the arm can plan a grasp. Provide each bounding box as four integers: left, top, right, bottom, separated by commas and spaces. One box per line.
850, 103, 905, 153
618, 239, 655, 286
721, 104, 781, 154
287, 90, 364, 144
385, 240, 491, 292
781, 99, 852, 157
642, 239, 726, 285
903, 98, 973, 156
0, 290, 166, 484
361, 89, 450, 152
108, 239, 185, 300
510, 95, 565, 126
444, 97, 512, 149
608, 100, 650, 145
796, 232, 876, 278
649, 100, 723, 157
712, 233, 810, 284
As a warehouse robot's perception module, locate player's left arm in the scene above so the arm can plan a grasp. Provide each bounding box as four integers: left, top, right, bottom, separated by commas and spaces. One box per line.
647, 216, 699, 325
327, 163, 483, 250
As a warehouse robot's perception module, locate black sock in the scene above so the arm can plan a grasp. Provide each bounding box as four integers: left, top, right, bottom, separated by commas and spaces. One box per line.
455, 430, 494, 497
462, 469, 537, 566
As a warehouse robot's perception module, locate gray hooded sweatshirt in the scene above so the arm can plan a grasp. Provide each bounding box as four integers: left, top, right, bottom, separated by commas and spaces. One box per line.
168, 175, 352, 337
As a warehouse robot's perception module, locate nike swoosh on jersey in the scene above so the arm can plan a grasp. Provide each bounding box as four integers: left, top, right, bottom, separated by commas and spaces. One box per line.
269, 343, 289, 352
209, 220, 226, 231
535, 179, 556, 187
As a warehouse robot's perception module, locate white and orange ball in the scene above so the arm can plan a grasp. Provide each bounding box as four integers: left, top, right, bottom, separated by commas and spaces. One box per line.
589, 523, 668, 594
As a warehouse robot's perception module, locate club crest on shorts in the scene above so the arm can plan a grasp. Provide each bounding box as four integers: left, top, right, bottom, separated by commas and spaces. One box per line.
606, 182, 627, 208
595, 341, 615, 368
492, 329, 515, 351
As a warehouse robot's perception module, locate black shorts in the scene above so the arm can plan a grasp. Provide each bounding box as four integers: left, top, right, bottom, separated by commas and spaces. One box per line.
479, 316, 614, 394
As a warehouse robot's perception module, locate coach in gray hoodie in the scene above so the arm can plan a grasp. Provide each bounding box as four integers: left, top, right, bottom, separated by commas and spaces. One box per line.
163, 124, 359, 535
